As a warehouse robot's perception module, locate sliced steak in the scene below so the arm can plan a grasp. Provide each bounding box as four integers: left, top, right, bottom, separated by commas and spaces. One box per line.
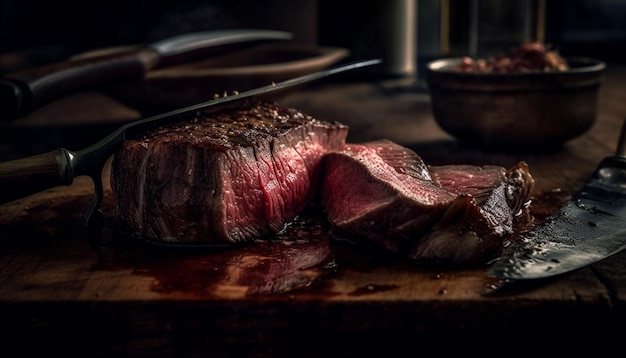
321, 139, 457, 254
429, 163, 534, 217
111, 101, 348, 244
411, 162, 535, 264
322, 140, 535, 265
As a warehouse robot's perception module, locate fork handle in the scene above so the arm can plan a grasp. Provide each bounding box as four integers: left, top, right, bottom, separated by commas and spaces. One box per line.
0, 148, 74, 204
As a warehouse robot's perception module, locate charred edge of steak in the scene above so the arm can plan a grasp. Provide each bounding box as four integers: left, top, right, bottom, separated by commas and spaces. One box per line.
322, 139, 536, 265
111, 100, 348, 245
503, 161, 536, 233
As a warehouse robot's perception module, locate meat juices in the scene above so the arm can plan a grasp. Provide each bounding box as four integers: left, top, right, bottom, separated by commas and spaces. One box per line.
111, 101, 348, 244
322, 140, 534, 265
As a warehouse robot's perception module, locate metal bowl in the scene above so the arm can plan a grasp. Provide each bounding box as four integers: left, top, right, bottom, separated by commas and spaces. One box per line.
425, 57, 606, 150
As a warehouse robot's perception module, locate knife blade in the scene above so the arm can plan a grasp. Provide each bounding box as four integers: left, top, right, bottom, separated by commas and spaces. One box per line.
0, 29, 292, 121
0, 58, 382, 227
488, 118, 626, 280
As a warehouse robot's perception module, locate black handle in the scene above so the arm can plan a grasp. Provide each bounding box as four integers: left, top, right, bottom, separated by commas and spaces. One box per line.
0, 48, 160, 121
0, 79, 28, 121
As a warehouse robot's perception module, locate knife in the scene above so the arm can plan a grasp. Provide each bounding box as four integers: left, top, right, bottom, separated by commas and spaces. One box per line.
488, 118, 626, 280
0, 29, 292, 121
0, 58, 382, 227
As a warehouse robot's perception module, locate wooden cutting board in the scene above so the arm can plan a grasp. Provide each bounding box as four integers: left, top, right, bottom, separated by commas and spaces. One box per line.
0, 160, 622, 356
1, 70, 626, 356
0, 159, 502, 300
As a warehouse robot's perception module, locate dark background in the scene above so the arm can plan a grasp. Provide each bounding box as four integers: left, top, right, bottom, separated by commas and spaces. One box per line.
0, 0, 316, 49
0, 0, 624, 73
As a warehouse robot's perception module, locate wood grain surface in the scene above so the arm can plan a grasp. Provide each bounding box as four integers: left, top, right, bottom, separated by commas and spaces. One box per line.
1, 66, 625, 357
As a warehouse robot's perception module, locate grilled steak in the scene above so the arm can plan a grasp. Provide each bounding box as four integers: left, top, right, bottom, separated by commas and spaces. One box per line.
111, 101, 348, 244
112, 100, 534, 266
429, 163, 534, 226
321, 140, 457, 254
412, 162, 535, 264
321, 140, 534, 265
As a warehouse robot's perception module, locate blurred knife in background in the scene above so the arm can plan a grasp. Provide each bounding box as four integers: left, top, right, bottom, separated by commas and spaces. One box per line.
0, 29, 292, 121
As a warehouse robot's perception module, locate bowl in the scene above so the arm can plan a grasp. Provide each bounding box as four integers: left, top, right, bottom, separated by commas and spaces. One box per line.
106, 42, 350, 115
425, 56, 606, 150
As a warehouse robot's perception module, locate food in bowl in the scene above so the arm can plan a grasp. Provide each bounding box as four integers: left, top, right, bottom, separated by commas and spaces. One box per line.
426, 47, 606, 150
452, 42, 569, 73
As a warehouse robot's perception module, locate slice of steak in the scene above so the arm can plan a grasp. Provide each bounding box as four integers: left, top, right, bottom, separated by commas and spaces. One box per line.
111, 101, 348, 244
322, 140, 535, 265
429, 163, 534, 217
411, 162, 535, 264
321, 139, 457, 254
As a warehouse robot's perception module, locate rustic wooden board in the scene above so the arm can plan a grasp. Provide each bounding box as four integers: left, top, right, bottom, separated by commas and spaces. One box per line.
1, 168, 622, 356
1, 67, 625, 357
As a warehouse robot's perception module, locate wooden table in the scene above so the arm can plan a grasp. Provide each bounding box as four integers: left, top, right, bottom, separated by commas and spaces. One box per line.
1, 65, 625, 357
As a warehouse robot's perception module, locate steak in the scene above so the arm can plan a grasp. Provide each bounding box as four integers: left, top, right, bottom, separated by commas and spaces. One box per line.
111, 101, 348, 244
429, 163, 534, 226
321, 140, 535, 265
321, 140, 457, 254
411, 162, 535, 264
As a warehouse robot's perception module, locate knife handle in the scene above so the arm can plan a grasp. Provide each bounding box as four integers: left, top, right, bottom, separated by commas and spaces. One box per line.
0, 49, 160, 121
0, 148, 74, 204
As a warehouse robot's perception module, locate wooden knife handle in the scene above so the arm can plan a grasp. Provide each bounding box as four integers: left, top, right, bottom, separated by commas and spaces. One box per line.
0, 148, 75, 204
0, 48, 160, 121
